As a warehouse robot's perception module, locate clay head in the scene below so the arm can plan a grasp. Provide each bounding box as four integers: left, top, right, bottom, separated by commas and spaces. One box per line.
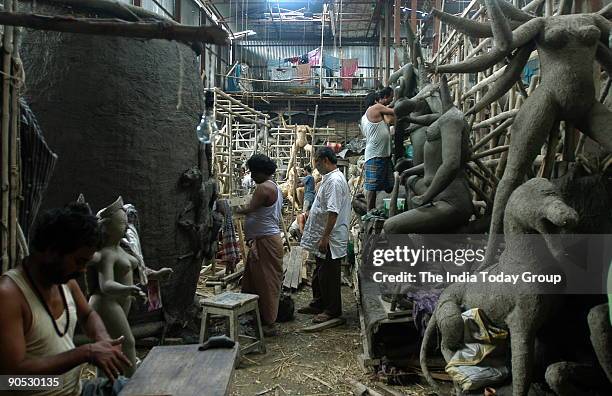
97, 196, 128, 240
123, 203, 139, 229
505, 178, 579, 261
30, 206, 99, 283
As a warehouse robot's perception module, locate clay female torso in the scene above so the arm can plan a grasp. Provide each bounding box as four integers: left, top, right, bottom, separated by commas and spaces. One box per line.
537, 15, 601, 118
90, 246, 138, 313
418, 107, 473, 211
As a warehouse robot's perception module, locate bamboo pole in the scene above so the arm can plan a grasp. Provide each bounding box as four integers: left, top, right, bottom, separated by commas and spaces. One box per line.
319, 4, 325, 98
2, 0, 15, 273
472, 118, 513, 152
0, 11, 228, 44
311, 104, 318, 169
228, 114, 233, 196
471, 145, 509, 161
472, 109, 519, 129
9, 26, 20, 267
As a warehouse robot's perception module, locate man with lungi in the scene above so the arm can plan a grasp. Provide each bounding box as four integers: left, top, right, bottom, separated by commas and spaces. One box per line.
236, 154, 284, 336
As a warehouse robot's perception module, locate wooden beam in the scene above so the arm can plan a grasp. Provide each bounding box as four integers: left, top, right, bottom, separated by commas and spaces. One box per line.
411, 0, 417, 31
384, 0, 391, 84
394, 0, 400, 70
40, 0, 171, 23
0, 11, 228, 44
174, 0, 181, 23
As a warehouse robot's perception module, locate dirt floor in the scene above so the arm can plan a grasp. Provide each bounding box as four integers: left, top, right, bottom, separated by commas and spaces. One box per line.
223, 284, 437, 396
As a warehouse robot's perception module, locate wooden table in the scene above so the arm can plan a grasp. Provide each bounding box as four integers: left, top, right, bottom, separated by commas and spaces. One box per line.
119, 344, 239, 396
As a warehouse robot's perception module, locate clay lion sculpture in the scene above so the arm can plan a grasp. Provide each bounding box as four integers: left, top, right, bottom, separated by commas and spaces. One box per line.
420, 178, 579, 396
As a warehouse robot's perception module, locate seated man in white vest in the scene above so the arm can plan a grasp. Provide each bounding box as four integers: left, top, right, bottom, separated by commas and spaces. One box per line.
0, 205, 132, 395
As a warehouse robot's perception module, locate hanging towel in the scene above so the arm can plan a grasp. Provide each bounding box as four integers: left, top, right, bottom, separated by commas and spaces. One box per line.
322, 53, 341, 71
308, 48, 321, 66
297, 64, 311, 84
218, 199, 241, 272
341, 58, 358, 92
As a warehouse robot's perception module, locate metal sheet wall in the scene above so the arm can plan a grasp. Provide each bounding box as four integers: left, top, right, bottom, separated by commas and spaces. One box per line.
234, 41, 379, 91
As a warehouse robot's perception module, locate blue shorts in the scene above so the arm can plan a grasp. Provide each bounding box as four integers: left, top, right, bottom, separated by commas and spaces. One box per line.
364, 157, 394, 192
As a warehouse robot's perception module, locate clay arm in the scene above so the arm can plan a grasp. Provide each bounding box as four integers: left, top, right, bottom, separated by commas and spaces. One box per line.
598, 2, 612, 20
388, 63, 414, 87
593, 14, 612, 43
97, 255, 142, 297
478, 0, 534, 22
430, 8, 522, 39
596, 42, 612, 75
485, 0, 513, 52
435, 18, 542, 74
68, 281, 112, 342
402, 113, 441, 126
431, 8, 494, 38
400, 163, 425, 182
467, 42, 535, 115
413, 118, 463, 206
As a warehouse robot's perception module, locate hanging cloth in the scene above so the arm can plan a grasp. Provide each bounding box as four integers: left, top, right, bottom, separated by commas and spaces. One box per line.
218, 199, 241, 272
341, 59, 358, 92
296, 64, 311, 84
308, 48, 321, 66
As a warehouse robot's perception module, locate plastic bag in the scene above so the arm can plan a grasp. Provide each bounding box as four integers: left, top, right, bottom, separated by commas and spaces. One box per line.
445, 308, 510, 391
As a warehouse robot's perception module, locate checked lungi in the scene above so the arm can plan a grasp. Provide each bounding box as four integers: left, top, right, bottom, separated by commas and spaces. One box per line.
364, 156, 394, 192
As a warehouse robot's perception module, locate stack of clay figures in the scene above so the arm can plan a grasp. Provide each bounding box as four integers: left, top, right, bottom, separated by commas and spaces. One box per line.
375, 0, 612, 395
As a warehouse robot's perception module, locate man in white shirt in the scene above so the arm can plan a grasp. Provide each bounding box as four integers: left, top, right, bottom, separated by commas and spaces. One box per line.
299, 148, 351, 323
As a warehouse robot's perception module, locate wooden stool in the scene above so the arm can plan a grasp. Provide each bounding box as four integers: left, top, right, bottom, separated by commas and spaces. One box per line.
199, 292, 266, 356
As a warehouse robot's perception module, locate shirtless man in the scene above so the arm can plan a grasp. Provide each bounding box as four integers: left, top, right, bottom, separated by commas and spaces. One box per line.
0, 205, 131, 395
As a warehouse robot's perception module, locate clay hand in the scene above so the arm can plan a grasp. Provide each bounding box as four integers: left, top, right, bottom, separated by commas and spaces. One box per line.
411, 195, 427, 207
147, 267, 173, 281
128, 285, 146, 299
318, 236, 329, 254
424, 62, 436, 73
88, 336, 132, 382
400, 170, 420, 184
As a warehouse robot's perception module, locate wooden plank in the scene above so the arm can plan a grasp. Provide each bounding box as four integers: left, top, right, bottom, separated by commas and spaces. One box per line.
302, 317, 346, 333
378, 296, 413, 319
200, 292, 258, 309
290, 246, 305, 289
282, 250, 295, 289
118, 345, 238, 396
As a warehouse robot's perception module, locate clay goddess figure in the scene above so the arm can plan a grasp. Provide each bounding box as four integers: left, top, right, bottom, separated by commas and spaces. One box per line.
384, 76, 474, 234
88, 197, 171, 377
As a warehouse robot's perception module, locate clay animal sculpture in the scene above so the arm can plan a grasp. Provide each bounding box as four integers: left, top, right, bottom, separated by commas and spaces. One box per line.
383, 75, 473, 234
430, 0, 612, 265
420, 178, 580, 396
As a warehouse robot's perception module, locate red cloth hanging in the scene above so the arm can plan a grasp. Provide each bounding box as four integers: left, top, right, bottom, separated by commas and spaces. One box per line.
341, 59, 358, 92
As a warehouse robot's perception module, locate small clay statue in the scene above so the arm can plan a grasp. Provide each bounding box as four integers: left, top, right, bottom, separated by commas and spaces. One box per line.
430, 0, 612, 264
383, 76, 473, 234
420, 178, 580, 396
89, 197, 170, 377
